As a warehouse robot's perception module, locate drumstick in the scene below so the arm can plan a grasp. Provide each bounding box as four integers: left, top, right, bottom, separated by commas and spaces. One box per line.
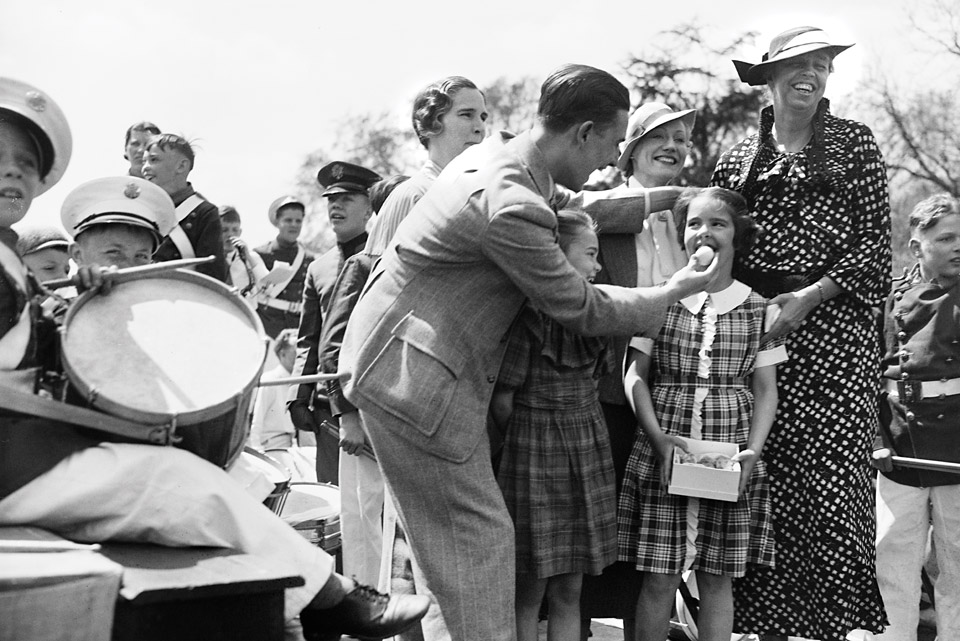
43, 256, 216, 289
258, 372, 348, 387
891, 456, 960, 475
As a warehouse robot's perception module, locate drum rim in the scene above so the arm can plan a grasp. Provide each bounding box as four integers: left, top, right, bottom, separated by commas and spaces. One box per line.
242, 446, 292, 484
61, 269, 267, 425
282, 481, 341, 523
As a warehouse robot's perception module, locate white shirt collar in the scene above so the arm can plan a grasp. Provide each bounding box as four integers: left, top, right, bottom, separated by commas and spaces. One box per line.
680, 280, 751, 315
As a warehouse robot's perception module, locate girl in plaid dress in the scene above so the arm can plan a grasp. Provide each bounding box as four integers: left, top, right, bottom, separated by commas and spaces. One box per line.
617, 188, 787, 641
492, 209, 618, 641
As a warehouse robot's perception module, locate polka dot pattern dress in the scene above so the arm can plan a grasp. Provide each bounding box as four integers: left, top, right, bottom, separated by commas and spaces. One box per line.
711, 99, 891, 640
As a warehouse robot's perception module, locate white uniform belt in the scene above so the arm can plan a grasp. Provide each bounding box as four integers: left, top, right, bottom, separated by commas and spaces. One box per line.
258, 296, 303, 314
885, 377, 960, 399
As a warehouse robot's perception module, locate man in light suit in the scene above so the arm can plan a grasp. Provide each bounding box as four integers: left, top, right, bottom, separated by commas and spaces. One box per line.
339, 64, 719, 641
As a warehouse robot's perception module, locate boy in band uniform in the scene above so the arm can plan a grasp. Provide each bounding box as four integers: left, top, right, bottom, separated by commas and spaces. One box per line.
141, 133, 228, 282
289, 161, 380, 484
219, 204, 267, 309
62, 176, 177, 269
254, 195, 314, 338
873, 193, 960, 641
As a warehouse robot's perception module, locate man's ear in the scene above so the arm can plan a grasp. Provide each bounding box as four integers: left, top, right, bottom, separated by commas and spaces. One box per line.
69, 242, 83, 264
575, 121, 595, 145
909, 237, 922, 258
176, 155, 191, 176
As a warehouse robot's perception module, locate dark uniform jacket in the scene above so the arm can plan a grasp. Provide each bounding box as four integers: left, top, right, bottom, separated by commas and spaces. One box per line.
290, 232, 368, 411
253, 238, 314, 338
153, 183, 228, 282
878, 265, 960, 486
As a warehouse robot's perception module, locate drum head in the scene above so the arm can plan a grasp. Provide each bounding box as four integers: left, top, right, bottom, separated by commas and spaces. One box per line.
281, 482, 340, 526
62, 271, 266, 424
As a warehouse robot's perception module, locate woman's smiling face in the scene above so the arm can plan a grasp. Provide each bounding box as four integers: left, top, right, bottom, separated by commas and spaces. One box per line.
767, 51, 833, 113
629, 120, 689, 187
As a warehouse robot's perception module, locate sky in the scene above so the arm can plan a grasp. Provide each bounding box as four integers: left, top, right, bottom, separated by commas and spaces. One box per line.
3, 0, 920, 246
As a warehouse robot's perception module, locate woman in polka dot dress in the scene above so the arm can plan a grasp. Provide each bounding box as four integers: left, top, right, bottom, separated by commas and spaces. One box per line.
710, 27, 890, 641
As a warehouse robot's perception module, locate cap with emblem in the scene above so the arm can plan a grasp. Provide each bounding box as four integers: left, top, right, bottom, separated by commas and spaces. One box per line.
317, 161, 382, 197
61, 176, 177, 248
267, 195, 305, 226
0, 77, 72, 195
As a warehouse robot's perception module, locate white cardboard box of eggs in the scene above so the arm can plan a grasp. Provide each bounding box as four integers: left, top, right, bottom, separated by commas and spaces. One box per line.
668, 436, 741, 502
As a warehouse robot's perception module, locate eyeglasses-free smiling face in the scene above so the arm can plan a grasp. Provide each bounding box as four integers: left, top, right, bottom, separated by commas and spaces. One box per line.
767, 50, 833, 113
630, 120, 690, 187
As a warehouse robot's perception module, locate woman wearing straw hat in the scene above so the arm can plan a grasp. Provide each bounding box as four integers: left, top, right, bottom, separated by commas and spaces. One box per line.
581, 102, 696, 641
711, 26, 890, 641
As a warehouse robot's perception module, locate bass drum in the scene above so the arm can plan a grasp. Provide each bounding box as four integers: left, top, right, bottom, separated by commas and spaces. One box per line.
60, 269, 267, 468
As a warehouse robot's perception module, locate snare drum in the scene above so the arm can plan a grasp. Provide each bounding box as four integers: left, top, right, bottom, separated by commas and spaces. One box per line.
280, 482, 341, 554
239, 447, 292, 514
60, 270, 267, 468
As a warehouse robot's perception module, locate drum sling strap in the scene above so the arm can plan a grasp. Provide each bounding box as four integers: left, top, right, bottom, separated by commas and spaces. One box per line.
0, 243, 32, 370
168, 194, 205, 260
0, 384, 181, 446
260, 245, 305, 300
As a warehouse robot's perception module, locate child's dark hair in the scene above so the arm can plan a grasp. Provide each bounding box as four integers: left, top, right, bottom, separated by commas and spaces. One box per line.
218, 205, 241, 224
909, 193, 960, 233
556, 208, 596, 252
673, 186, 761, 259
369, 175, 410, 214
146, 133, 196, 170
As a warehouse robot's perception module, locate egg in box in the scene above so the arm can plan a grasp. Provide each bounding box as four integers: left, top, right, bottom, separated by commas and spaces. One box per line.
668, 436, 741, 502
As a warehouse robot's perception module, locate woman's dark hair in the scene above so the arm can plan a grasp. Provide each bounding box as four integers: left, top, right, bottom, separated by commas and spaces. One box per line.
673, 186, 761, 259
412, 76, 480, 149
124, 121, 161, 146
556, 208, 597, 252
537, 64, 629, 134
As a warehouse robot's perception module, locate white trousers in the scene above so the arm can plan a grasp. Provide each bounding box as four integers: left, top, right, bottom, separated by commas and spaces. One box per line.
874, 474, 960, 641
0, 443, 334, 621
338, 449, 384, 586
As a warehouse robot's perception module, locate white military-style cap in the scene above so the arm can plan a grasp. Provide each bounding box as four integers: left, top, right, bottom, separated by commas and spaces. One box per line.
61, 176, 177, 247
267, 195, 305, 226
0, 77, 72, 195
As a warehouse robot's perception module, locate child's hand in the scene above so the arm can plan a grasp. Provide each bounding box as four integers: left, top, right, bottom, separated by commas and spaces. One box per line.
732, 448, 758, 495
74, 264, 118, 295
338, 411, 367, 456
652, 433, 688, 488
871, 447, 894, 473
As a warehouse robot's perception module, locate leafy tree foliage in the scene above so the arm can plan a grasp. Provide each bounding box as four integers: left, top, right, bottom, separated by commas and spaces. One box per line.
482, 76, 539, 135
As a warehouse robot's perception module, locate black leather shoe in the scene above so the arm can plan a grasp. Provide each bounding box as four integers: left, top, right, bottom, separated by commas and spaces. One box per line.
301, 584, 430, 641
